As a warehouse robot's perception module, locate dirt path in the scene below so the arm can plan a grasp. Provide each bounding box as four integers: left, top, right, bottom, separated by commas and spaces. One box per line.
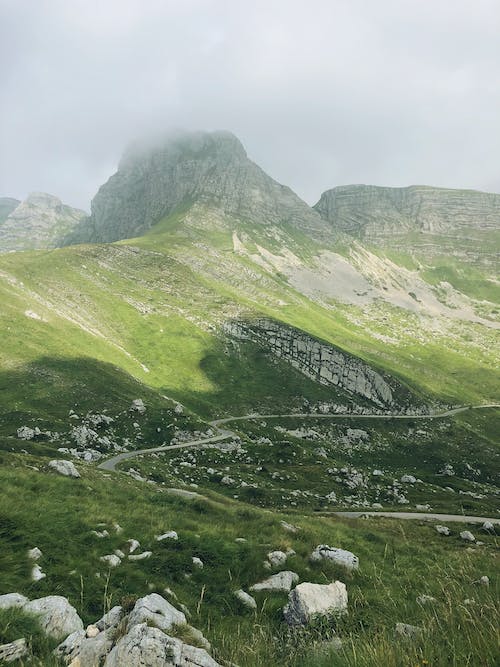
330, 511, 500, 525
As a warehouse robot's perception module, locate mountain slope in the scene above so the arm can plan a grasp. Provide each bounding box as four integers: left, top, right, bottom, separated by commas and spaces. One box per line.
0, 192, 86, 253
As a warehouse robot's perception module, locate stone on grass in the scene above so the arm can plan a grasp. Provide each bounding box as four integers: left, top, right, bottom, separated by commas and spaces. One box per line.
400, 475, 416, 484
435, 525, 450, 536
395, 623, 422, 639
283, 581, 348, 626
128, 551, 152, 561
460, 531, 475, 543
234, 589, 257, 610
156, 531, 178, 541
100, 554, 121, 568
28, 547, 43, 560
266, 550, 288, 568
310, 545, 359, 571
126, 593, 186, 633
192, 557, 203, 569
24, 596, 83, 639
31, 564, 46, 581
473, 576, 490, 587
250, 571, 299, 593
130, 399, 146, 414
482, 521, 495, 532
280, 520, 299, 533
48, 460, 80, 478
0, 638, 28, 663
0, 593, 29, 610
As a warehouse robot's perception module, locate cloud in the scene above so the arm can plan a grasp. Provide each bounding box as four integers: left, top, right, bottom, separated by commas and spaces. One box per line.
1, 0, 500, 209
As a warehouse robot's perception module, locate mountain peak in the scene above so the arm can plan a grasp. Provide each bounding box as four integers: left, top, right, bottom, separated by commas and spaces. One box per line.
71, 129, 328, 244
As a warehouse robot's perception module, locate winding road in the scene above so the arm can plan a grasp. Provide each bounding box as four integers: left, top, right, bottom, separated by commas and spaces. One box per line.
330, 511, 500, 525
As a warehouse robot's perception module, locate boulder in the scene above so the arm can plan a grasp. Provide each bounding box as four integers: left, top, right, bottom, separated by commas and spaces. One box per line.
127, 539, 140, 553
100, 554, 121, 568
130, 399, 146, 414
0, 593, 29, 610
95, 606, 123, 631
104, 623, 221, 667
24, 596, 83, 639
156, 531, 178, 541
28, 547, 43, 560
435, 525, 450, 536
250, 571, 299, 593
48, 460, 81, 478
400, 474, 416, 484
56, 628, 113, 666
265, 550, 288, 568
234, 589, 257, 610
126, 593, 186, 633
280, 520, 299, 533
128, 551, 152, 561
310, 545, 359, 571
0, 638, 28, 663
395, 622, 422, 639
482, 521, 495, 532
283, 581, 348, 625
192, 557, 204, 569
31, 564, 46, 581
460, 531, 475, 543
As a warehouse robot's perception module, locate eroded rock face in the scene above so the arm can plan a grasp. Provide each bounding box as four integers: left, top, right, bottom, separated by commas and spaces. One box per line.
283, 581, 348, 626
69, 130, 329, 245
315, 184, 500, 240
0, 192, 86, 253
224, 319, 394, 407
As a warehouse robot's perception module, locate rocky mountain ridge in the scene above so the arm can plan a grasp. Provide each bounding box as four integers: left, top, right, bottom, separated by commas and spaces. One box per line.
0, 192, 86, 253
314, 184, 500, 240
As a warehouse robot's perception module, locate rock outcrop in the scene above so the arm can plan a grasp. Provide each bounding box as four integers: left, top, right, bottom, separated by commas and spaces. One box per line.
68, 130, 330, 244
283, 581, 348, 626
224, 318, 395, 407
314, 184, 500, 240
0, 192, 86, 253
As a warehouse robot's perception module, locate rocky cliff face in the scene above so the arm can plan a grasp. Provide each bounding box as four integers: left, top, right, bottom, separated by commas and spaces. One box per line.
224, 319, 396, 407
0, 197, 21, 225
0, 193, 86, 253
70, 130, 329, 244
314, 184, 500, 239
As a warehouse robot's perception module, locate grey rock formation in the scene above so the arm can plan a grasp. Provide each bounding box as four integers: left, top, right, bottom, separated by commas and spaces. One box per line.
24, 595, 84, 639
69, 130, 330, 244
283, 581, 348, 626
0, 197, 20, 224
224, 318, 395, 407
48, 459, 81, 478
315, 184, 500, 240
310, 545, 359, 570
56, 627, 113, 666
104, 623, 221, 667
0, 638, 28, 663
0, 192, 86, 253
250, 571, 299, 593
126, 593, 186, 633
0, 593, 29, 609
234, 589, 257, 610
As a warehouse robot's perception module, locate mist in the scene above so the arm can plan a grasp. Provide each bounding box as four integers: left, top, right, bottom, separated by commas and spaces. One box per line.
1, 0, 500, 210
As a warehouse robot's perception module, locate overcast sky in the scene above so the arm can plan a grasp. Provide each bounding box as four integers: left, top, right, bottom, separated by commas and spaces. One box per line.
1, 0, 500, 210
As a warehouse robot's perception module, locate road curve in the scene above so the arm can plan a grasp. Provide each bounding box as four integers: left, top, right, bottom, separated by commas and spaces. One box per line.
330, 511, 500, 525
98, 432, 233, 472
210, 403, 500, 427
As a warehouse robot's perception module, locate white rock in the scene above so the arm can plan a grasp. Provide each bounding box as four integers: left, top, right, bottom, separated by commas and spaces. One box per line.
372, 469, 383, 476
24, 595, 83, 639
100, 554, 121, 568
114, 549, 125, 559
17, 426, 38, 440
31, 564, 46, 581
435, 525, 450, 536
473, 575, 490, 586
86, 624, 100, 638
400, 474, 416, 484
192, 557, 204, 569
395, 622, 422, 638
250, 571, 299, 593
0, 593, 29, 610
174, 403, 184, 415
91, 530, 109, 538
96, 606, 123, 631
482, 521, 495, 532
156, 531, 178, 541
0, 638, 28, 663
310, 545, 359, 570
127, 539, 140, 553
28, 547, 42, 560
56, 628, 112, 666
266, 550, 288, 568
48, 459, 81, 478
130, 398, 146, 414
284, 581, 348, 625
128, 551, 152, 561
126, 593, 186, 632
460, 531, 476, 542
234, 589, 257, 609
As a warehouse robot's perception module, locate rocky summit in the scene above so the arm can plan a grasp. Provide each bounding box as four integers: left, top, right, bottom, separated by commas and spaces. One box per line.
0, 129, 498, 667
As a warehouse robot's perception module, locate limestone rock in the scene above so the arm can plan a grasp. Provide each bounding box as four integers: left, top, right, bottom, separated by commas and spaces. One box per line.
460, 531, 476, 543
280, 520, 299, 533
56, 627, 113, 666
128, 551, 152, 561
435, 525, 450, 536
482, 521, 495, 532
283, 581, 348, 626
265, 550, 288, 568
192, 557, 203, 569
400, 474, 416, 484
250, 571, 299, 593
28, 547, 43, 560
156, 531, 178, 541
130, 399, 146, 414
126, 593, 186, 633
310, 545, 359, 571
395, 622, 422, 639
31, 564, 46, 581
0, 638, 28, 663
0, 593, 29, 610
48, 460, 81, 478
24, 595, 84, 639
234, 589, 257, 610
100, 554, 121, 568
95, 606, 123, 631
